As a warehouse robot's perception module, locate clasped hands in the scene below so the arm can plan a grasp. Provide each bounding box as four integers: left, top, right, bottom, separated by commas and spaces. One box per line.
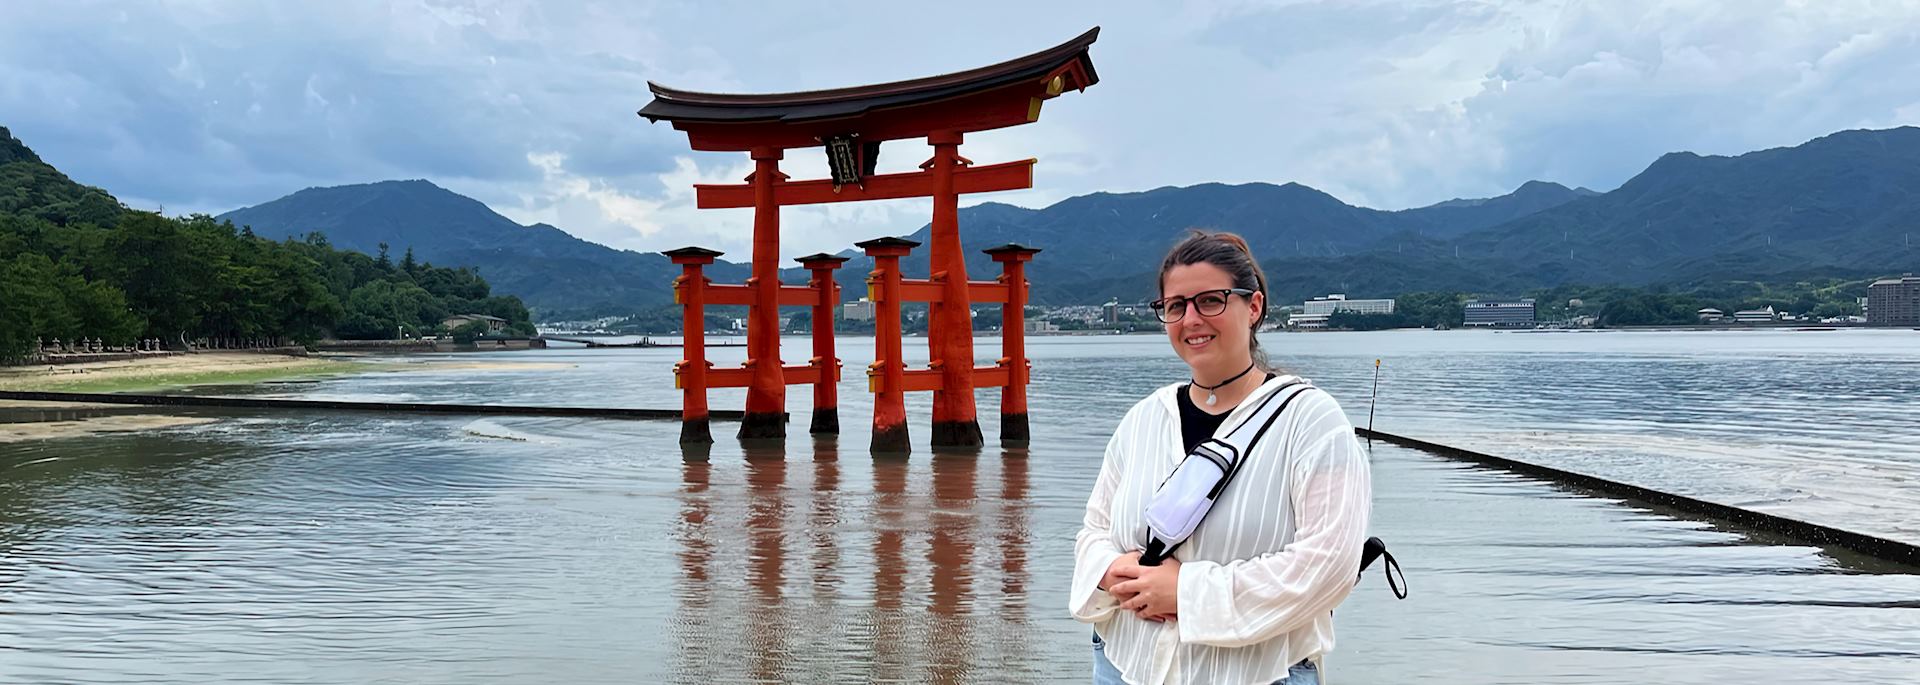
1101, 550, 1180, 622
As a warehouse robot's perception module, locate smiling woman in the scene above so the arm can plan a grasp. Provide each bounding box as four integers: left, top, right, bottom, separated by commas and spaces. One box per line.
1071, 231, 1374, 685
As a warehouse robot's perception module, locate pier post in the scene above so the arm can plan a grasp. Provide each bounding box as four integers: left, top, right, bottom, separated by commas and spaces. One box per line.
797, 254, 850, 435
858, 237, 920, 454
985, 244, 1040, 444
666, 247, 723, 444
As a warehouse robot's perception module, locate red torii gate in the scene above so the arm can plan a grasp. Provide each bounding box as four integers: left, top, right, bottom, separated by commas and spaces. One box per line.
643, 28, 1099, 450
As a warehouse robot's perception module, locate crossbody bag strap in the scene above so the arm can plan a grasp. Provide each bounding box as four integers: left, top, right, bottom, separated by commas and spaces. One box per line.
1150, 382, 1314, 562
1218, 382, 1315, 468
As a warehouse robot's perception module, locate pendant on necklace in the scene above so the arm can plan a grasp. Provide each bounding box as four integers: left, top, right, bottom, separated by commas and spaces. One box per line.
1205, 391, 1218, 406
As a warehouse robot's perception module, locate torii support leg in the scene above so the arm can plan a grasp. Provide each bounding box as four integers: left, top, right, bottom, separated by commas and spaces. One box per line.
925, 131, 983, 448
740, 147, 787, 440
666, 247, 724, 444
798, 254, 850, 435
859, 237, 919, 454
986, 244, 1040, 445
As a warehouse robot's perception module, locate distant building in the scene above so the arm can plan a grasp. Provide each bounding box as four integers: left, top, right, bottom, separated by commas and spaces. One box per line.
441, 314, 507, 332
1102, 299, 1120, 325
1292, 294, 1395, 329
1733, 306, 1777, 323
1024, 319, 1060, 334
843, 299, 875, 322
1463, 299, 1536, 327
1696, 307, 1727, 323
1568, 298, 1584, 309
1867, 274, 1920, 326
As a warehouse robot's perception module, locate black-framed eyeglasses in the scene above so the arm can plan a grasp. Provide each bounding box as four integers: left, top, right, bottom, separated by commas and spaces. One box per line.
1150, 288, 1255, 324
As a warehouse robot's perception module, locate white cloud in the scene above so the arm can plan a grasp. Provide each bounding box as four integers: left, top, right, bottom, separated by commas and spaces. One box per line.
3, 0, 1919, 255
502, 150, 670, 241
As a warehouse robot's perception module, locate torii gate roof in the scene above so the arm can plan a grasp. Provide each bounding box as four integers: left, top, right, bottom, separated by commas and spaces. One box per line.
639, 28, 1099, 150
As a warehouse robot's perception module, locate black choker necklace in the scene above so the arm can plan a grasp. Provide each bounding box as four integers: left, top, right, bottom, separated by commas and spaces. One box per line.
1193, 362, 1256, 407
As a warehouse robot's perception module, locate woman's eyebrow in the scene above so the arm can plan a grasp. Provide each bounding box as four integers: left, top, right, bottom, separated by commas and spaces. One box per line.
1165, 288, 1226, 298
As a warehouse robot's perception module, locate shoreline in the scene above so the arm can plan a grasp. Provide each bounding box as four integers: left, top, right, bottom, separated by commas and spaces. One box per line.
0, 351, 367, 394
0, 352, 371, 443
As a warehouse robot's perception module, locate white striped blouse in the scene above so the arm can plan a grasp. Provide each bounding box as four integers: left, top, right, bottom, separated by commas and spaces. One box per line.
1070, 376, 1373, 684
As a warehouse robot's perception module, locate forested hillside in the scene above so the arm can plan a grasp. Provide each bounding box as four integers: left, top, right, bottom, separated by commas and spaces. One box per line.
0, 126, 533, 363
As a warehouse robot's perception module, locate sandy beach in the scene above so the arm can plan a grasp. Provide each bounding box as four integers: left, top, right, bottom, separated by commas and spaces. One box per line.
0, 351, 363, 394
0, 352, 368, 443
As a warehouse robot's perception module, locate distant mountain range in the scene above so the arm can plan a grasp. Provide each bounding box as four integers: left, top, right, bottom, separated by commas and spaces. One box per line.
213, 127, 1920, 318
217, 180, 749, 320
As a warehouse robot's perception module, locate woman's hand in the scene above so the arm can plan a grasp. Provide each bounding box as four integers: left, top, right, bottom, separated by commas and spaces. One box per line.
1101, 551, 1146, 600
1111, 557, 1180, 621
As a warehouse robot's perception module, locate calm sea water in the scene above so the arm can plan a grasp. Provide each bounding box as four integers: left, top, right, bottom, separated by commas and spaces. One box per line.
2, 330, 1916, 683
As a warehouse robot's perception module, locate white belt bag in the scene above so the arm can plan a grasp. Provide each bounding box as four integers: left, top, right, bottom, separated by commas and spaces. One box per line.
1140, 382, 1311, 566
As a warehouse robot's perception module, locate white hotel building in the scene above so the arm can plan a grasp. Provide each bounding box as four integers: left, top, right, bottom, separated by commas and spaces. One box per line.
1291, 294, 1395, 329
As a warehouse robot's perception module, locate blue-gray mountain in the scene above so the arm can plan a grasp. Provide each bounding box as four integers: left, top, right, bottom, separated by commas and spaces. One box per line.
217, 127, 1919, 318
868, 127, 1919, 304
217, 180, 748, 321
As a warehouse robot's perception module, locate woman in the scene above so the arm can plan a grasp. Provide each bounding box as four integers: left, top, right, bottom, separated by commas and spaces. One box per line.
1070, 231, 1372, 685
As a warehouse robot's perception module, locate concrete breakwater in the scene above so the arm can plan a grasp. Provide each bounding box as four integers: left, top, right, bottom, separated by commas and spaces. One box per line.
309, 338, 548, 353
1357, 427, 1920, 568
0, 390, 748, 421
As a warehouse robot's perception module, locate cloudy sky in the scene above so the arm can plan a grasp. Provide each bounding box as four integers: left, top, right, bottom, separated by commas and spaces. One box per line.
4, 1, 1919, 259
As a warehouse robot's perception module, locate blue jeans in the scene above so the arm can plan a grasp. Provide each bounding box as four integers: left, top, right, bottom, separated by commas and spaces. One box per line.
1093, 632, 1317, 685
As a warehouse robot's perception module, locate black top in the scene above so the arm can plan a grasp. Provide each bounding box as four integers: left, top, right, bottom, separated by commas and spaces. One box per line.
1176, 373, 1278, 453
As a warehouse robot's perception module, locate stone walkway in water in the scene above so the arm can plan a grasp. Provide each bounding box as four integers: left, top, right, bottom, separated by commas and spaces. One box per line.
1331, 442, 1920, 684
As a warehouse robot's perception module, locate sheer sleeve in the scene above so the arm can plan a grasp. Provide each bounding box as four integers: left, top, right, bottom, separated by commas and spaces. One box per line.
1174, 396, 1372, 647
1070, 415, 1135, 622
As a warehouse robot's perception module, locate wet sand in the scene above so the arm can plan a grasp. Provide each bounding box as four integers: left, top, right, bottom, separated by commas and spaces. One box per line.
0, 352, 363, 442
0, 353, 581, 442
0, 411, 216, 443
0, 352, 360, 394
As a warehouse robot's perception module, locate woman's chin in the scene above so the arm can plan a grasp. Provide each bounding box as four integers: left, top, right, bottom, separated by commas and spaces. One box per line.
1174, 345, 1217, 371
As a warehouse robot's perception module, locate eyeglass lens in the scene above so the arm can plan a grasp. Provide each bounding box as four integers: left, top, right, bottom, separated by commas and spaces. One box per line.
1155, 291, 1233, 323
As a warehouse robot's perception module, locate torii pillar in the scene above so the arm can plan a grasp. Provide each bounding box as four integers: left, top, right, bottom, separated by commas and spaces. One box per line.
796, 253, 849, 435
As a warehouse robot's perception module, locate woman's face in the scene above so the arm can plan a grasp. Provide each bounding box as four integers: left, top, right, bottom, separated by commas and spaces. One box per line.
1160, 262, 1264, 375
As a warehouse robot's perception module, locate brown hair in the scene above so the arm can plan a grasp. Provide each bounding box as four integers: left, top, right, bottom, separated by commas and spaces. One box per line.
1158, 230, 1271, 371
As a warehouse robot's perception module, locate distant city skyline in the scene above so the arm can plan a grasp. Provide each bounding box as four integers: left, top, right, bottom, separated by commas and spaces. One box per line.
4, 1, 1919, 260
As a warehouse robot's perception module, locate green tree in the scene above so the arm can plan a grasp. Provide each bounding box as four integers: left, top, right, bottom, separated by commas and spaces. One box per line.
341, 280, 447, 340
103, 212, 206, 340
451, 320, 491, 344
1326, 311, 1408, 331
3, 130, 544, 353
785, 309, 812, 333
